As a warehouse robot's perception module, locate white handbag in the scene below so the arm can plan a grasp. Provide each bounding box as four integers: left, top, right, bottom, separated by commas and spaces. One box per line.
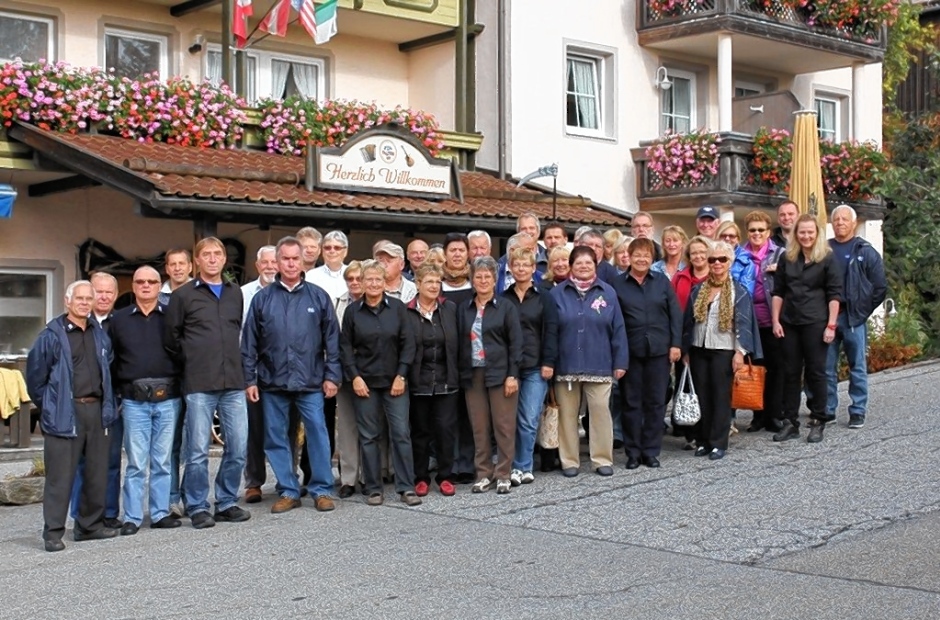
672, 365, 701, 426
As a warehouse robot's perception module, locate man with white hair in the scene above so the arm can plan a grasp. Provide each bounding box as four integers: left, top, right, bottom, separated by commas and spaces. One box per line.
826, 204, 886, 431
375, 242, 417, 303
467, 230, 492, 260
241, 246, 278, 320
307, 231, 349, 300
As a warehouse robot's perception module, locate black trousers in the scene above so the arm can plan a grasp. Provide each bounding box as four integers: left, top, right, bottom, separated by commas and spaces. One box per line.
620, 354, 670, 459
689, 347, 735, 451
753, 326, 785, 426
245, 397, 302, 489
410, 392, 458, 484
781, 321, 831, 425
300, 396, 334, 485
43, 401, 111, 541
453, 392, 476, 476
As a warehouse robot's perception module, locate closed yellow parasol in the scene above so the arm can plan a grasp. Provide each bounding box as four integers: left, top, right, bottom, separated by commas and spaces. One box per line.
788, 110, 827, 226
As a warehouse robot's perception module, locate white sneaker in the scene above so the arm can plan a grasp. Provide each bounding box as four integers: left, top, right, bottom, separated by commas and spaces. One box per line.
471, 478, 493, 493
509, 469, 523, 487
520, 471, 535, 484
496, 479, 511, 494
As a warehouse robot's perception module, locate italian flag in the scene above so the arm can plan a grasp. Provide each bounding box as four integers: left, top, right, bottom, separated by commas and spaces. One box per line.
314, 0, 338, 44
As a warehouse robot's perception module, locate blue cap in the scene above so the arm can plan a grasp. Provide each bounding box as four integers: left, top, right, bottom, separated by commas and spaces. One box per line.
696, 206, 718, 220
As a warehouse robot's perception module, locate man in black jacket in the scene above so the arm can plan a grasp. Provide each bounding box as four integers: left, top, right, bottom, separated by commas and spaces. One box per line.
826, 205, 887, 429
242, 237, 342, 514
164, 237, 250, 529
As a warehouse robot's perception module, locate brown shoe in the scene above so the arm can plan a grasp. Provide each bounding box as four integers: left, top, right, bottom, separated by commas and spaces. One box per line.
271, 496, 301, 514
245, 487, 262, 504
314, 496, 335, 512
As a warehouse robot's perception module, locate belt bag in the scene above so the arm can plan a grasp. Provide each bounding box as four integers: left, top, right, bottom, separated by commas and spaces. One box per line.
127, 378, 179, 402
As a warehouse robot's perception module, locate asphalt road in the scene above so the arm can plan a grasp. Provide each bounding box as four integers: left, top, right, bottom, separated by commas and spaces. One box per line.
1, 361, 938, 619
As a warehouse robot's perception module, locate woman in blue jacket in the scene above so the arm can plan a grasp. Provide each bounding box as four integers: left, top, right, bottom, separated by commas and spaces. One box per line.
550, 246, 628, 478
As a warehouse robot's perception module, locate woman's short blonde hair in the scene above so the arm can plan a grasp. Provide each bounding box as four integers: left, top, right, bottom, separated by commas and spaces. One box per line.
360, 259, 386, 279
414, 263, 442, 284
684, 235, 713, 262
603, 229, 623, 246
509, 247, 537, 266
548, 246, 571, 263
344, 260, 363, 281
661, 225, 689, 246
717, 221, 741, 240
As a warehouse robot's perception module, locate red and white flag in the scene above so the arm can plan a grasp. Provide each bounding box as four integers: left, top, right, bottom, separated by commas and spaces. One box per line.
260, 0, 291, 37
233, 0, 253, 48
291, 0, 318, 40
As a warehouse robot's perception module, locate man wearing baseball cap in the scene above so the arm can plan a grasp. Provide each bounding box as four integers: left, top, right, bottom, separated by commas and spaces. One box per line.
695, 206, 720, 240
375, 242, 417, 303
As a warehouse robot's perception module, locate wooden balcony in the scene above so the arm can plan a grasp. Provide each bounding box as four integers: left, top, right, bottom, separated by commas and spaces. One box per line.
630, 132, 885, 219
637, 0, 886, 74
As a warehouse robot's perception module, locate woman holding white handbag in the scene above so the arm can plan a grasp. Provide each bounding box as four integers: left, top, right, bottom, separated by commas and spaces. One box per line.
681, 242, 762, 460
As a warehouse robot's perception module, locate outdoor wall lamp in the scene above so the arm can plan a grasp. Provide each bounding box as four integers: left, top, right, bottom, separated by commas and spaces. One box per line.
885, 298, 898, 318
655, 66, 672, 90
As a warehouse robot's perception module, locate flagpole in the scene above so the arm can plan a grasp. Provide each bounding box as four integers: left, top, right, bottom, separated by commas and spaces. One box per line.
243, 18, 300, 50
242, 1, 285, 47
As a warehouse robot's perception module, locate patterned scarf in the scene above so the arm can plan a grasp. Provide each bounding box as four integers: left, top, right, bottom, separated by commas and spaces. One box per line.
569, 275, 597, 292
693, 275, 734, 333
442, 262, 470, 287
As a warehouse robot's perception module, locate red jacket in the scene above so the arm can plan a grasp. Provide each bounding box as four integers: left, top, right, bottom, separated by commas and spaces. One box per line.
672, 268, 707, 312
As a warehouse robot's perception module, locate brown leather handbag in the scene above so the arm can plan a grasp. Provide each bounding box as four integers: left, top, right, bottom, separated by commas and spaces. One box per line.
731, 357, 766, 411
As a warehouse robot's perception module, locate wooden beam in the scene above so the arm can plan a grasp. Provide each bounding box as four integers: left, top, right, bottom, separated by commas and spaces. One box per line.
28, 175, 100, 197
170, 0, 221, 18
398, 23, 484, 53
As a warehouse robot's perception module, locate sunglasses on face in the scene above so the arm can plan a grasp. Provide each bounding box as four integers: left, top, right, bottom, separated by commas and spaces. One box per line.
720, 234, 739, 240
134, 279, 160, 285
748, 227, 768, 233
707, 256, 730, 264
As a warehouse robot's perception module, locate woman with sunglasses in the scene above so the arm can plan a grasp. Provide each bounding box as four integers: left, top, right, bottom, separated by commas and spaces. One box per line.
682, 242, 762, 460
740, 211, 786, 433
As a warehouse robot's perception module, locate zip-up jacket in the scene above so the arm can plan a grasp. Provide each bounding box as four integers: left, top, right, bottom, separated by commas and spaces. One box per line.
457, 295, 524, 388
405, 296, 459, 393
164, 278, 245, 394
832, 237, 887, 327
241, 276, 342, 392
550, 279, 629, 376
26, 315, 117, 437
501, 283, 559, 371
682, 281, 764, 359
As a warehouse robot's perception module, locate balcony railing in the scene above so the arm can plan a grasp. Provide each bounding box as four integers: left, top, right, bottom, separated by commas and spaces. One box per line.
630, 132, 885, 218
638, 0, 887, 50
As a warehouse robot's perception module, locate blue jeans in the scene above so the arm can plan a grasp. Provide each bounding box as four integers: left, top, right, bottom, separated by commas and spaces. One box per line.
261, 391, 333, 499
121, 398, 181, 526
827, 314, 869, 418
70, 414, 122, 521
512, 369, 548, 472
182, 390, 247, 514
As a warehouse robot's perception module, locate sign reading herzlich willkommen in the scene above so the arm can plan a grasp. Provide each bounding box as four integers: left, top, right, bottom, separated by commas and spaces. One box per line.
306, 123, 461, 201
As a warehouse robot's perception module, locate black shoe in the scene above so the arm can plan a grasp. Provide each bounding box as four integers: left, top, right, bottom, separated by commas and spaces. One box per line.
694, 446, 709, 457
73, 527, 118, 542
456, 472, 475, 485
708, 448, 726, 461
338, 485, 356, 499
596, 466, 613, 476
848, 414, 865, 429
625, 457, 640, 470
561, 467, 579, 478
102, 517, 122, 530
150, 516, 182, 529
44, 539, 65, 552
642, 456, 661, 468
120, 522, 139, 536
612, 439, 624, 450
773, 421, 800, 442
190, 511, 216, 530
765, 419, 784, 432
746, 423, 764, 433
807, 421, 825, 443
214, 506, 251, 523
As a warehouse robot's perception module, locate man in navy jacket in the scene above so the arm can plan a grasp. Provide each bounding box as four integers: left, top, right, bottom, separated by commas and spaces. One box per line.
242, 236, 342, 513
27, 280, 118, 552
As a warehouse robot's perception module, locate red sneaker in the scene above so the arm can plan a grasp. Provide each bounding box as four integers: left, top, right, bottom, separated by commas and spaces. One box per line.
415, 481, 430, 497
439, 480, 456, 496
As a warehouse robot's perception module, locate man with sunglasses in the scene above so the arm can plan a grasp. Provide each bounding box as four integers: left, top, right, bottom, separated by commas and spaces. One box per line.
108, 266, 183, 535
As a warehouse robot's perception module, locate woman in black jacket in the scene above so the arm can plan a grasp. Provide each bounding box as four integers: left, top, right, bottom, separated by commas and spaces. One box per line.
501, 247, 558, 486
458, 256, 523, 495
772, 214, 843, 443
406, 264, 459, 498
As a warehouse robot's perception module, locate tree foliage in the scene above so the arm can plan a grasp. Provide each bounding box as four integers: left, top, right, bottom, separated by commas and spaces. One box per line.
883, 1, 937, 111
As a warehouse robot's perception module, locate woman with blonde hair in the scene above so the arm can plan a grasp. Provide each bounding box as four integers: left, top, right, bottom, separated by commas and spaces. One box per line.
682, 241, 762, 460
603, 229, 623, 262
771, 214, 843, 444
651, 226, 688, 280
543, 245, 571, 288
611, 235, 634, 275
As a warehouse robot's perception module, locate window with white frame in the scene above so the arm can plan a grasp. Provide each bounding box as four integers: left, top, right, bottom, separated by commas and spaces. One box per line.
734, 80, 766, 98
104, 27, 168, 80
815, 96, 840, 142
566, 54, 601, 132
207, 46, 325, 103
0, 11, 55, 63
661, 69, 696, 134
0, 268, 54, 355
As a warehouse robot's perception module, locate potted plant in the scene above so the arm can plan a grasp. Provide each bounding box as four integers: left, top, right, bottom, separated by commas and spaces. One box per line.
644, 130, 722, 191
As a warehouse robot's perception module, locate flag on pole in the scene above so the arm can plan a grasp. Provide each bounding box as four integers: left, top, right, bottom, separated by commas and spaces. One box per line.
260, 0, 291, 37
233, 0, 253, 48
291, 0, 318, 40
313, 0, 338, 44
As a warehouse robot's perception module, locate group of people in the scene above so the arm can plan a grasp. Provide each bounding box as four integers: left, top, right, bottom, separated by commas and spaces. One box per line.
26, 203, 886, 552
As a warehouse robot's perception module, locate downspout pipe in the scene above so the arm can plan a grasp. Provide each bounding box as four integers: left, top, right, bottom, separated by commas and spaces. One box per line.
497, 0, 509, 179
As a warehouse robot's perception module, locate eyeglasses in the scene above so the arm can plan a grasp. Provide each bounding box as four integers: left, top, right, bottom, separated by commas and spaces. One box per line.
707, 256, 730, 264
748, 227, 768, 234
323, 245, 345, 251
719, 234, 739, 240
134, 279, 160, 285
